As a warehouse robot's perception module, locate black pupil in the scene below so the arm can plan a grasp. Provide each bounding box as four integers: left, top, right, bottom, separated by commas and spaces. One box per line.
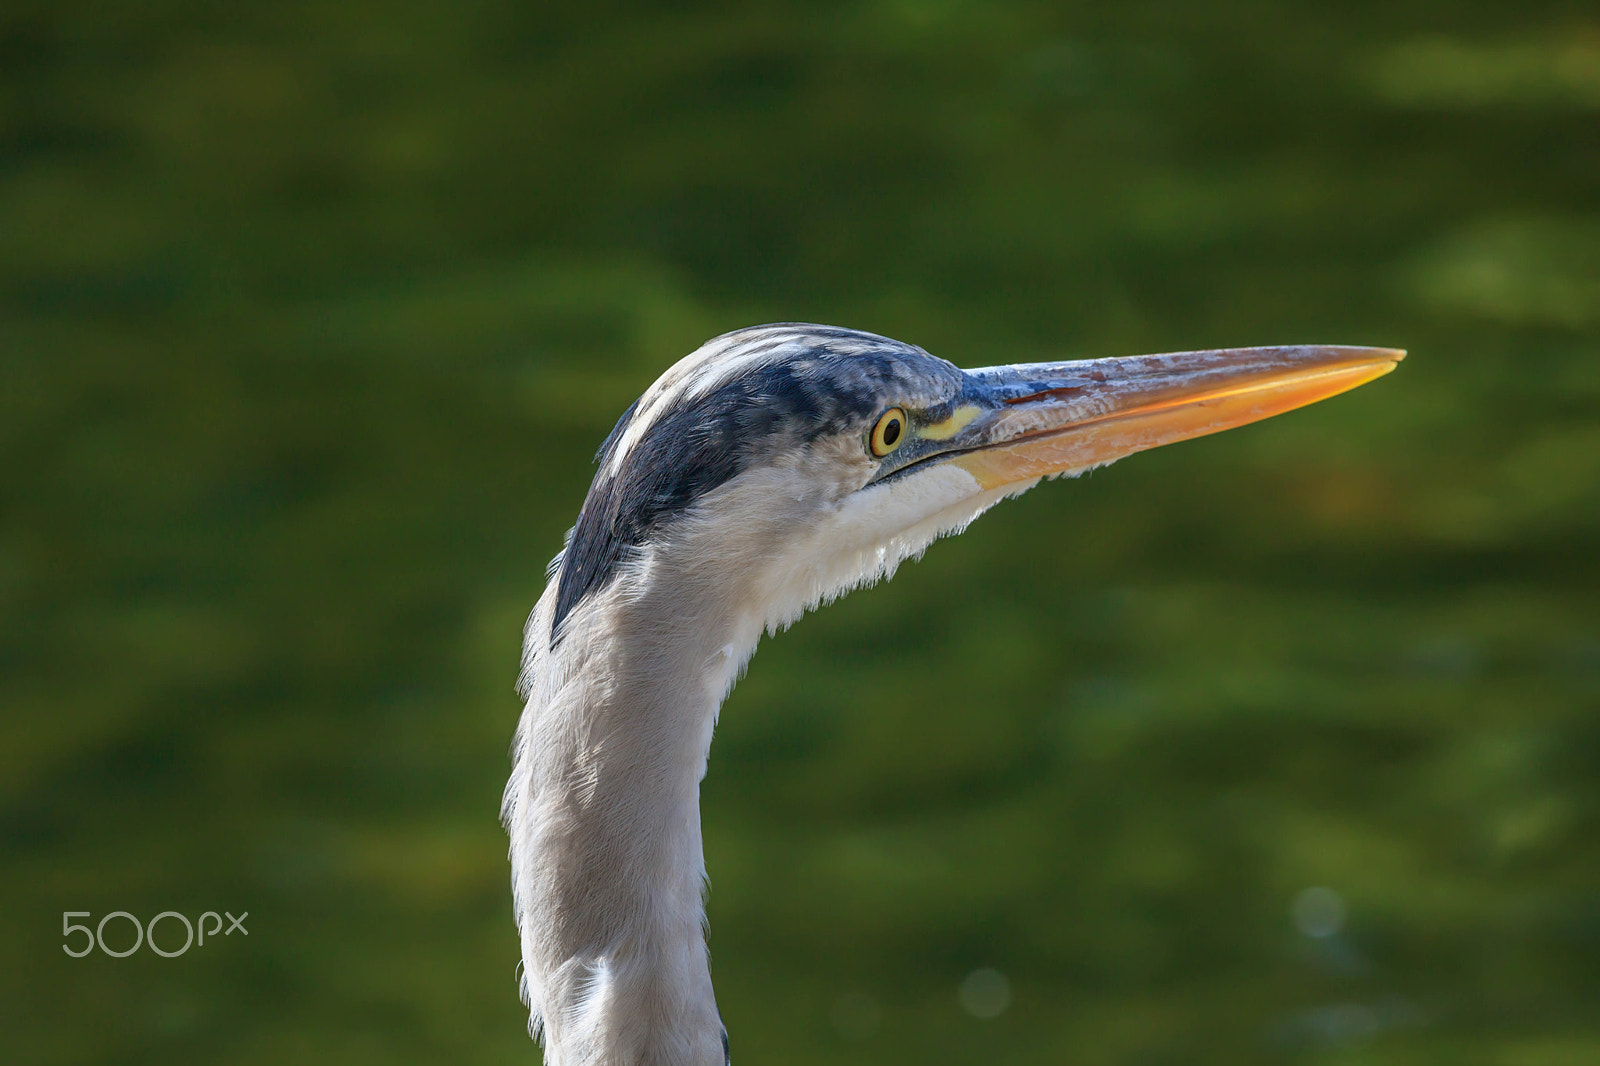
882, 418, 901, 446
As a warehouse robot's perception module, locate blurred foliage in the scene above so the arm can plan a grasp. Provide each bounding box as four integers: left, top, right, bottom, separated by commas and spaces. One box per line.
3, 1, 1599, 1064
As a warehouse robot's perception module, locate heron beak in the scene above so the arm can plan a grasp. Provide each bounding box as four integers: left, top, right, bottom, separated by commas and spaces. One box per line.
928, 345, 1404, 491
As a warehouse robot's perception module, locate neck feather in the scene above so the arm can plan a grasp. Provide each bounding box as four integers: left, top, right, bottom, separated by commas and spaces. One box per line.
505, 546, 756, 1066
503, 456, 1026, 1065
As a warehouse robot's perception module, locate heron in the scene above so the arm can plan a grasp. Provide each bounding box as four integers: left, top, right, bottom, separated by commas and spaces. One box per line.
503, 324, 1402, 1065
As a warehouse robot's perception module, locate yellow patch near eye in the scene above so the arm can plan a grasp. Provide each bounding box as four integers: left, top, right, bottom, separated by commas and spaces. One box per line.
870, 408, 908, 456
916, 404, 982, 441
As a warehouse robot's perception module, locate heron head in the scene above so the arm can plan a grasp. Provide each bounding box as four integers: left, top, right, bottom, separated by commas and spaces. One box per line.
510, 323, 1401, 1060
549, 324, 1401, 641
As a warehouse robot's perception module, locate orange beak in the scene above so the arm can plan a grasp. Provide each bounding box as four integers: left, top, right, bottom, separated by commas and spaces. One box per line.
897, 345, 1404, 490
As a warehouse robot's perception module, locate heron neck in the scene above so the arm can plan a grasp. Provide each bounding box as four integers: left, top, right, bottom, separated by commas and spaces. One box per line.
509, 556, 757, 1066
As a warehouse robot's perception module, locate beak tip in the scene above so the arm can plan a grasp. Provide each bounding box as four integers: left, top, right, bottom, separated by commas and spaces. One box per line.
1371, 347, 1406, 376
1323, 344, 1405, 363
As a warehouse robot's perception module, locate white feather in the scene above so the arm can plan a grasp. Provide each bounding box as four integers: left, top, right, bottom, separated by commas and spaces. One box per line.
505, 434, 1040, 1065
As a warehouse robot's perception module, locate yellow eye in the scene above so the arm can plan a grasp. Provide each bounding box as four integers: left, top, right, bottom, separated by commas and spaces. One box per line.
870, 407, 909, 457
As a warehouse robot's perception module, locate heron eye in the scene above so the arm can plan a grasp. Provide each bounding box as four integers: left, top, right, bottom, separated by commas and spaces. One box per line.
870, 408, 908, 457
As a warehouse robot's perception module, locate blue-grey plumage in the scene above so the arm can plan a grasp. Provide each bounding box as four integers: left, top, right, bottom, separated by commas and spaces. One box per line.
505, 324, 1402, 1065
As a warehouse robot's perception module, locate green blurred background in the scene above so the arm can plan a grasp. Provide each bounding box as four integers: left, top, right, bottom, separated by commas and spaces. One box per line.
5, 2, 1599, 1063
